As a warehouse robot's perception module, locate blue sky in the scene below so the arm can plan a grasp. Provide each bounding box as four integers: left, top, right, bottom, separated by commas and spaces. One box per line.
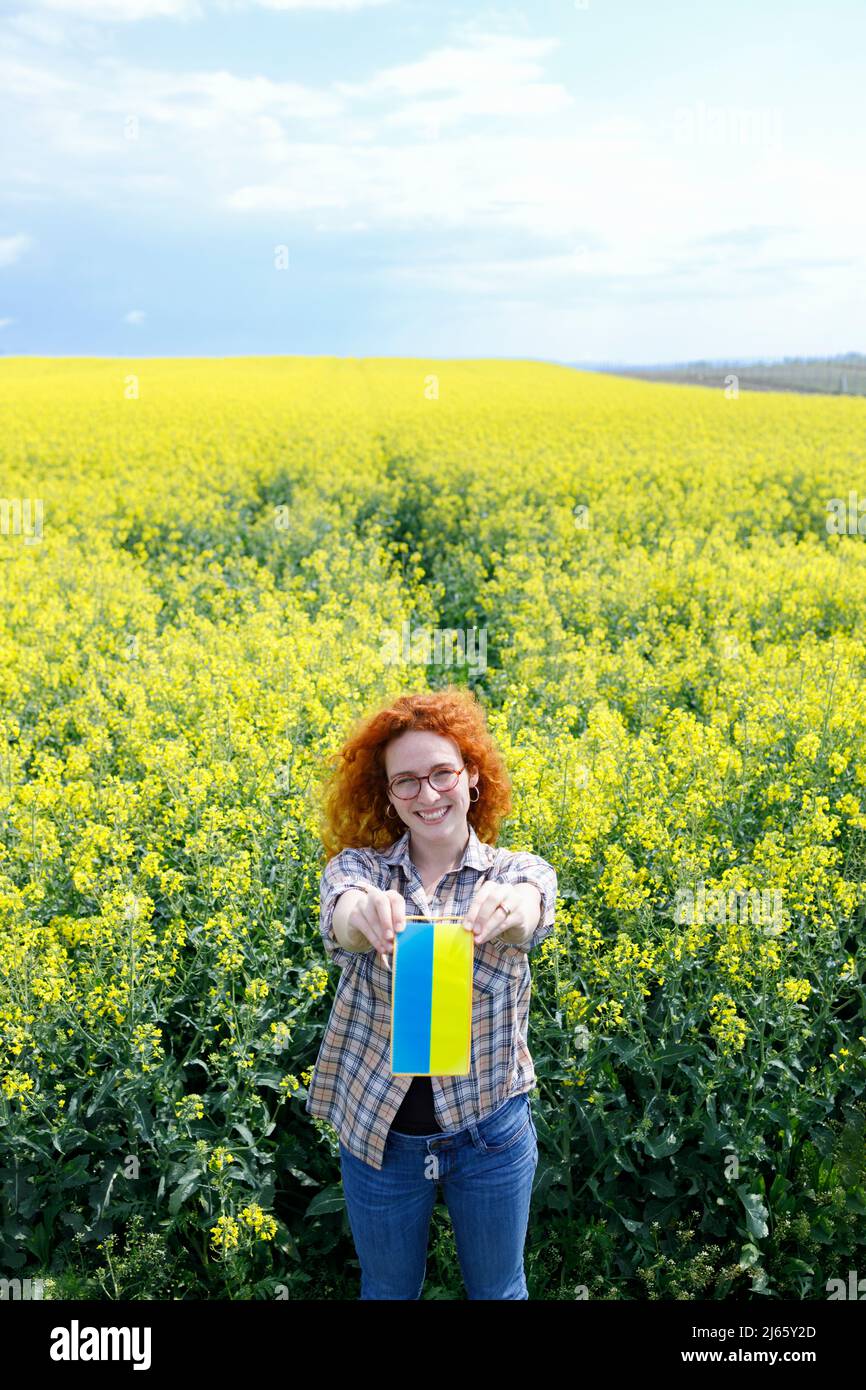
1, 0, 864, 362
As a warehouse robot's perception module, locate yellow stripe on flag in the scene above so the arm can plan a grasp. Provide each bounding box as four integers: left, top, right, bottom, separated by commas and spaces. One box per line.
429, 917, 473, 1074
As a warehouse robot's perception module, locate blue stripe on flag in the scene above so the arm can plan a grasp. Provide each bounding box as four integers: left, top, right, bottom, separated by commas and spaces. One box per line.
392, 917, 434, 1073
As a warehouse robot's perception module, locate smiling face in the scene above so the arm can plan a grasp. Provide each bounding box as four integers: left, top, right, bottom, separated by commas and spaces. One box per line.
384, 729, 479, 847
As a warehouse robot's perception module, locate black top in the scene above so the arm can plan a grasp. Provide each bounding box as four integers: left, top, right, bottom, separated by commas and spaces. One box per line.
389, 1076, 443, 1134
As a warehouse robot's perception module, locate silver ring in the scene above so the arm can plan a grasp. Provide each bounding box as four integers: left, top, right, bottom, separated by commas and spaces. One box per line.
497, 902, 510, 916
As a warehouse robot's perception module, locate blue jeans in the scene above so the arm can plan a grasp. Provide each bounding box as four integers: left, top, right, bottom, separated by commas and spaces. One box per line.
339, 1091, 539, 1299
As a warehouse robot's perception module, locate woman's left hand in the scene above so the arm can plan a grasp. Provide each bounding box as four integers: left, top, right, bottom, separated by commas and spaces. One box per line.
463, 881, 542, 947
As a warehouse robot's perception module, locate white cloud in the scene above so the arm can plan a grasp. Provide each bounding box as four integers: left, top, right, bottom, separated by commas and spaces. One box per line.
229, 183, 347, 210
0, 317, 15, 329
0, 234, 33, 267
344, 34, 561, 99
160, 69, 342, 119
0, 57, 78, 99
26, 0, 393, 18
6, 13, 69, 44
337, 34, 572, 132
382, 235, 831, 304
239, 0, 396, 9
124, 309, 146, 323
33, 0, 202, 20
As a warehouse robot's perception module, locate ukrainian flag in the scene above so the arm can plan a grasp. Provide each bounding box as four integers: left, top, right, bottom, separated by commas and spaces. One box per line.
390, 915, 473, 1075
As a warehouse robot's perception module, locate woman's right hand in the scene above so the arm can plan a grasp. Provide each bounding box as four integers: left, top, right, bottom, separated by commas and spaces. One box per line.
347, 887, 406, 967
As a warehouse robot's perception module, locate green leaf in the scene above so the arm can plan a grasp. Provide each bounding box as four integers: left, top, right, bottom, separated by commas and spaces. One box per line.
89, 1164, 119, 1222
645, 1170, 678, 1198
644, 1126, 682, 1158
134, 1100, 154, 1141
844, 1188, 866, 1215
168, 1165, 203, 1217
737, 1187, 769, 1240
617, 1214, 644, 1234
255, 1071, 286, 1090
59, 1155, 91, 1190
85, 1071, 120, 1119
652, 1043, 695, 1065
304, 1186, 345, 1218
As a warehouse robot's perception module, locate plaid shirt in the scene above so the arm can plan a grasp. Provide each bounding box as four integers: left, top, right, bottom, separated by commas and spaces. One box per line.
305, 823, 557, 1170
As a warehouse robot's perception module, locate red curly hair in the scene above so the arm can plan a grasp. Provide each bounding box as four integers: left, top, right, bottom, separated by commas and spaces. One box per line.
316, 686, 513, 862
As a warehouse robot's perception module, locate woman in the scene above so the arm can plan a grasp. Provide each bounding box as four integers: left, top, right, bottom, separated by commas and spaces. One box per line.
305, 686, 557, 1300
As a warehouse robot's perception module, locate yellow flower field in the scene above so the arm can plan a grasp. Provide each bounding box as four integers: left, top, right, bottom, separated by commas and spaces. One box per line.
1, 358, 865, 1299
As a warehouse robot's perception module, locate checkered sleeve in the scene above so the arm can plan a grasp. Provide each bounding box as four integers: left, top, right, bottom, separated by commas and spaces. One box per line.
319, 847, 389, 967
492, 849, 558, 952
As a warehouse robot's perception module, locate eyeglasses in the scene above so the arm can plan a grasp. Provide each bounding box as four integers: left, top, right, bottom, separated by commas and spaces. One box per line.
388, 763, 466, 800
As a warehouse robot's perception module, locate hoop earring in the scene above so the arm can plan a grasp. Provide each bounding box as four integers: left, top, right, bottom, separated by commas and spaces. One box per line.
469, 787, 479, 803
386, 802, 397, 818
